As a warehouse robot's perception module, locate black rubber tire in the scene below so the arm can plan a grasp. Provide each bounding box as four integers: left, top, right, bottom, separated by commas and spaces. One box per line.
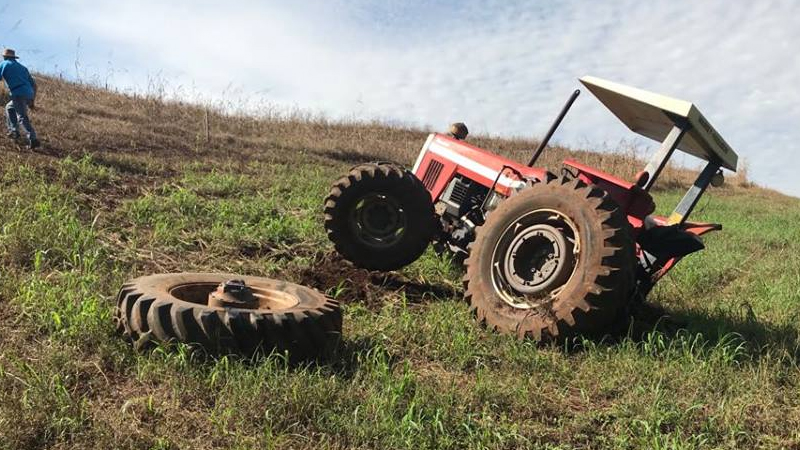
113, 273, 342, 358
324, 162, 436, 271
464, 175, 636, 342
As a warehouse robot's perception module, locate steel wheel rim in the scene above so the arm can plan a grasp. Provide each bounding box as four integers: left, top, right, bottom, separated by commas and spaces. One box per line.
169, 282, 301, 311
349, 193, 407, 248
490, 209, 580, 309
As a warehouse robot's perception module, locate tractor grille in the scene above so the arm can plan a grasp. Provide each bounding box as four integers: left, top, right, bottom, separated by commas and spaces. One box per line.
449, 177, 471, 205
421, 160, 444, 190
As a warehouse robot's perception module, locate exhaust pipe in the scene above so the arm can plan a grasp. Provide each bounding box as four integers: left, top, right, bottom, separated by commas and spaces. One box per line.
527, 89, 581, 167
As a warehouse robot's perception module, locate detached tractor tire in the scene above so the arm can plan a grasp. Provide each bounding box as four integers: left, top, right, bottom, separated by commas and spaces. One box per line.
113, 273, 341, 358
324, 162, 436, 271
464, 176, 636, 342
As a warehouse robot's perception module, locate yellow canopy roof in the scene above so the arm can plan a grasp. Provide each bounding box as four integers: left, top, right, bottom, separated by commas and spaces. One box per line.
579, 76, 738, 171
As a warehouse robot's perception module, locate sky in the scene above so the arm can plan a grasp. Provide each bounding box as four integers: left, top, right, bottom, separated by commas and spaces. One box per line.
2, 0, 799, 196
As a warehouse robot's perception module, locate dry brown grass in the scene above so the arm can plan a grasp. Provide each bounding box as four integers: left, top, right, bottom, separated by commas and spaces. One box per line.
12, 75, 754, 192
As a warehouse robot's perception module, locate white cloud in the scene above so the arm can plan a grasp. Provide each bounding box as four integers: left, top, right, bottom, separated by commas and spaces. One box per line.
5, 0, 800, 195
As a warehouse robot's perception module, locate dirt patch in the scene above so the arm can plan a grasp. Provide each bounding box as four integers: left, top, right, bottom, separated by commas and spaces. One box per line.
297, 252, 460, 309
296, 252, 378, 307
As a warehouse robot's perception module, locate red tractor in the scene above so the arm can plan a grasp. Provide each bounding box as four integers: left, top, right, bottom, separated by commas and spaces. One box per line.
324, 76, 738, 340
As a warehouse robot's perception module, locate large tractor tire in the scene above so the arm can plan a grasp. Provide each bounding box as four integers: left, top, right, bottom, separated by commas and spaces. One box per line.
113, 273, 341, 358
324, 162, 436, 271
464, 176, 636, 341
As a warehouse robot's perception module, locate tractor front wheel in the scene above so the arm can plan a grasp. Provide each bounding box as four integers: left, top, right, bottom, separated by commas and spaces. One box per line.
324, 162, 436, 271
464, 175, 636, 341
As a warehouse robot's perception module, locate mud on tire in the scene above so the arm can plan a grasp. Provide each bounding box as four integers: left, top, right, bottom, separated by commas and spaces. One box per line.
113, 273, 342, 358
464, 175, 636, 341
324, 162, 436, 271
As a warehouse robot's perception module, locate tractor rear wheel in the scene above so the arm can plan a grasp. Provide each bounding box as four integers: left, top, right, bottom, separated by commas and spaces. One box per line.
114, 273, 341, 358
324, 162, 436, 271
464, 176, 636, 341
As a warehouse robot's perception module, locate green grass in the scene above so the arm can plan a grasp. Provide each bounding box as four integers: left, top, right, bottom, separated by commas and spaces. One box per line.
2, 160, 799, 449
1, 78, 799, 449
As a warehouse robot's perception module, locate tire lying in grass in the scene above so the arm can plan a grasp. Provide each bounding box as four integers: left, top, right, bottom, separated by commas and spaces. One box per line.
324, 162, 437, 271
464, 176, 636, 342
113, 273, 342, 358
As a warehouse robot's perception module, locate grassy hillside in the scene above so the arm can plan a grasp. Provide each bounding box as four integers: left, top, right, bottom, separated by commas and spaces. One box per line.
0, 76, 798, 450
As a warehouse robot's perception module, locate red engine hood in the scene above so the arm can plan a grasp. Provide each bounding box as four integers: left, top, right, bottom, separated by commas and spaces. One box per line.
415, 134, 547, 186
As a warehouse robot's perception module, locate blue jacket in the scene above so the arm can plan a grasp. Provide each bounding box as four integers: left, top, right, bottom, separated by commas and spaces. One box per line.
0, 59, 36, 98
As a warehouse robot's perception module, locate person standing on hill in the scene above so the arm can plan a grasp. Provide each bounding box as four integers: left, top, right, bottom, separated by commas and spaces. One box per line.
0, 48, 39, 149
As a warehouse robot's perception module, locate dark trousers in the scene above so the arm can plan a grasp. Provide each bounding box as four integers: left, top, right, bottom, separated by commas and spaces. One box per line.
5, 96, 36, 140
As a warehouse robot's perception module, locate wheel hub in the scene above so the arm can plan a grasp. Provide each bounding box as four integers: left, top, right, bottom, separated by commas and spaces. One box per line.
349, 193, 407, 248
503, 224, 569, 294
490, 209, 579, 309
208, 279, 258, 308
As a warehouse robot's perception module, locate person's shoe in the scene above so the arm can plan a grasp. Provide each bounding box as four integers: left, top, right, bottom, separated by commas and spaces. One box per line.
6, 131, 19, 139
28, 138, 40, 149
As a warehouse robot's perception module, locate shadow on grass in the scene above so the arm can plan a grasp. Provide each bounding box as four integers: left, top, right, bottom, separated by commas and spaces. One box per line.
612, 301, 800, 364
32, 143, 66, 158
150, 334, 393, 379
308, 147, 397, 166
324, 336, 397, 378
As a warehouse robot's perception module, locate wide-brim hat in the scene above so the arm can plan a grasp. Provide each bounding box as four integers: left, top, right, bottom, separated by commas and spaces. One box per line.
2, 48, 19, 59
